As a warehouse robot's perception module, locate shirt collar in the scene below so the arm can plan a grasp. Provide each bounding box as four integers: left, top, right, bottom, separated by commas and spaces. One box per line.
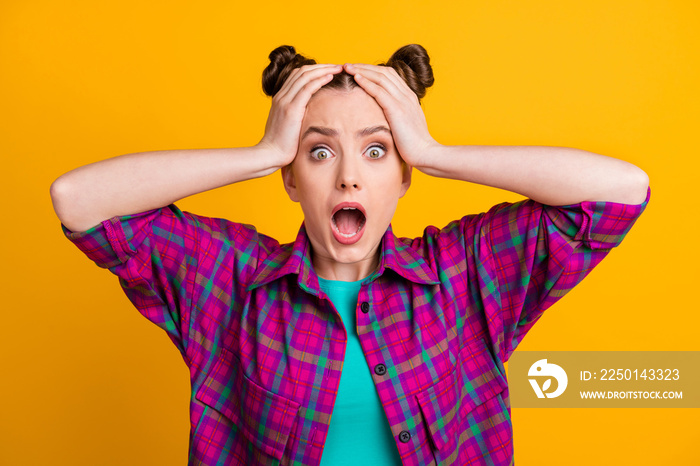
246, 222, 439, 295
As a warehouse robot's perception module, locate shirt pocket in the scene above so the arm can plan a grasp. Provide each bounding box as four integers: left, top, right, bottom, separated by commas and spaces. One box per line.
415, 337, 509, 460
194, 347, 301, 462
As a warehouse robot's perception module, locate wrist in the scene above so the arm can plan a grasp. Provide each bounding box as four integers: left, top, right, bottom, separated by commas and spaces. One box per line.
253, 140, 292, 173
412, 140, 446, 172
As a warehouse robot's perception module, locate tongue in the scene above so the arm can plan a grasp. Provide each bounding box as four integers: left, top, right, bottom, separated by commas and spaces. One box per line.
334, 209, 364, 235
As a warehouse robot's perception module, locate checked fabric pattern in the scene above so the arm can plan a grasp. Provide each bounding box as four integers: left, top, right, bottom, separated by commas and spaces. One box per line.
62, 186, 650, 465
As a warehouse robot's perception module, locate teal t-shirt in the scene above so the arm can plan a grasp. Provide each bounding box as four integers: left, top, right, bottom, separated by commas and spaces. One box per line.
317, 276, 402, 465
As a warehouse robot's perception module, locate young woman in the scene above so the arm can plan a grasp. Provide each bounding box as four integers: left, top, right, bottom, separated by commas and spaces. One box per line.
51, 44, 650, 466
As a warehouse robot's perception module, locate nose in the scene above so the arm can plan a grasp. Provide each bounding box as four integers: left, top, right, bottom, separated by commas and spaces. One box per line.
336, 152, 362, 191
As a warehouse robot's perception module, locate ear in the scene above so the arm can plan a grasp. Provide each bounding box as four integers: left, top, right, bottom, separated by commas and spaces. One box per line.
281, 164, 300, 202
398, 162, 412, 198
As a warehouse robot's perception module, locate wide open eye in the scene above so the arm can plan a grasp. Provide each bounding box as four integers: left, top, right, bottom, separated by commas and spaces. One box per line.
310, 146, 332, 160
366, 144, 387, 159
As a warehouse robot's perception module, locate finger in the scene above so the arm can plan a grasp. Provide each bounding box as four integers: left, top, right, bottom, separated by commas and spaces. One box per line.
277, 64, 340, 100
345, 63, 413, 100
286, 71, 337, 113
344, 64, 403, 100
345, 63, 404, 88
286, 63, 341, 85
351, 70, 416, 114
357, 64, 417, 103
350, 72, 399, 113
276, 64, 342, 101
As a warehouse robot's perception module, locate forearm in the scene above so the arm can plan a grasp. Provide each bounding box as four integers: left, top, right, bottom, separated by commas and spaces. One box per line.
416, 144, 649, 205
51, 144, 282, 232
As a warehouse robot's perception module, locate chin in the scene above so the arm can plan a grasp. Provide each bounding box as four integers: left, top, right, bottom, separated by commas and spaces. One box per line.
330, 246, 370, 263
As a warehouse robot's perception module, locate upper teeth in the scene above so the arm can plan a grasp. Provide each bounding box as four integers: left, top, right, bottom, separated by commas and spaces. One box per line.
342, 207, 356, 210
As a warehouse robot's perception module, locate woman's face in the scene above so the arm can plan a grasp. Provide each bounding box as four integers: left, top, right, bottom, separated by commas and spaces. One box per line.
282, 86, 411, 280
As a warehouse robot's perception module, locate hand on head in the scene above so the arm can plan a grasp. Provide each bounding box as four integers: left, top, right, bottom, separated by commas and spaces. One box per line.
257, 44, 438, 171
257, 63, 345, 168
342, 63, 438, 168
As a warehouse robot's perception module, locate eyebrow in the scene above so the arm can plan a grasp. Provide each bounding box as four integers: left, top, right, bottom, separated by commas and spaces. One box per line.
301, 125, 392, 141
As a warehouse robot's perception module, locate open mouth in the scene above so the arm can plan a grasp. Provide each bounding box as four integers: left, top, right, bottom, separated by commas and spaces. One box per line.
330, 203, 367, 244
332, 208, 366, 237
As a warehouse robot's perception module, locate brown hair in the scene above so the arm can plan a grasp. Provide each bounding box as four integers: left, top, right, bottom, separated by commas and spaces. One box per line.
262, 44, 434, 102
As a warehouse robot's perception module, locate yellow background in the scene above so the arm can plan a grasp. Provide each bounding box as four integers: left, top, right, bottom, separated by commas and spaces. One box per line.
2, 1, 698, 464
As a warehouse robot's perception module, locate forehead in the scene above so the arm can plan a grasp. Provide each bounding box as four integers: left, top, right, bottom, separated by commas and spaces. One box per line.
302, 88, 387, 129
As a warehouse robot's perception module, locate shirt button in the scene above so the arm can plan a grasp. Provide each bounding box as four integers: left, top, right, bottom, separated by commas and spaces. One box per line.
360, 302, 370, 314
399, 431, 411, 443
374, 363, 387, 376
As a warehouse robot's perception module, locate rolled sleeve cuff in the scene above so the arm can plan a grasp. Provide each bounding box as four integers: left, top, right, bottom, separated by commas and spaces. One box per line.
61, 207, 164, 269
552, 185, 651, 250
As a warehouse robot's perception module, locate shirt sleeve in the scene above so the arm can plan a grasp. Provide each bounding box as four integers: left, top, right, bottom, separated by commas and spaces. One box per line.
461, 186, 651, 364
61, 205, 219, 365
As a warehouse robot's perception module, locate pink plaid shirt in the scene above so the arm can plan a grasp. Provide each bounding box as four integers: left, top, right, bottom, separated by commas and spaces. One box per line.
62, 186, 650, 465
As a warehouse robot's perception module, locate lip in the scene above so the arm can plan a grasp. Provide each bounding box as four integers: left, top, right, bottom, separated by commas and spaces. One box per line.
330, 201, 367, 245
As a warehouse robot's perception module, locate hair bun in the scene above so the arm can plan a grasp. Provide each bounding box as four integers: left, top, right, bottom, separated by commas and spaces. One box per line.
381, 44, 434, 99
262, 44, 434, 101
262, 45, 316, 97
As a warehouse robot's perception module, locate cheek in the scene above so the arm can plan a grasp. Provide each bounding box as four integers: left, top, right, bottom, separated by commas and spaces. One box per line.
297, 180, 328, 213
292, 164, 313, 192
372, 166, 404, 191
299, 173, 327, 196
